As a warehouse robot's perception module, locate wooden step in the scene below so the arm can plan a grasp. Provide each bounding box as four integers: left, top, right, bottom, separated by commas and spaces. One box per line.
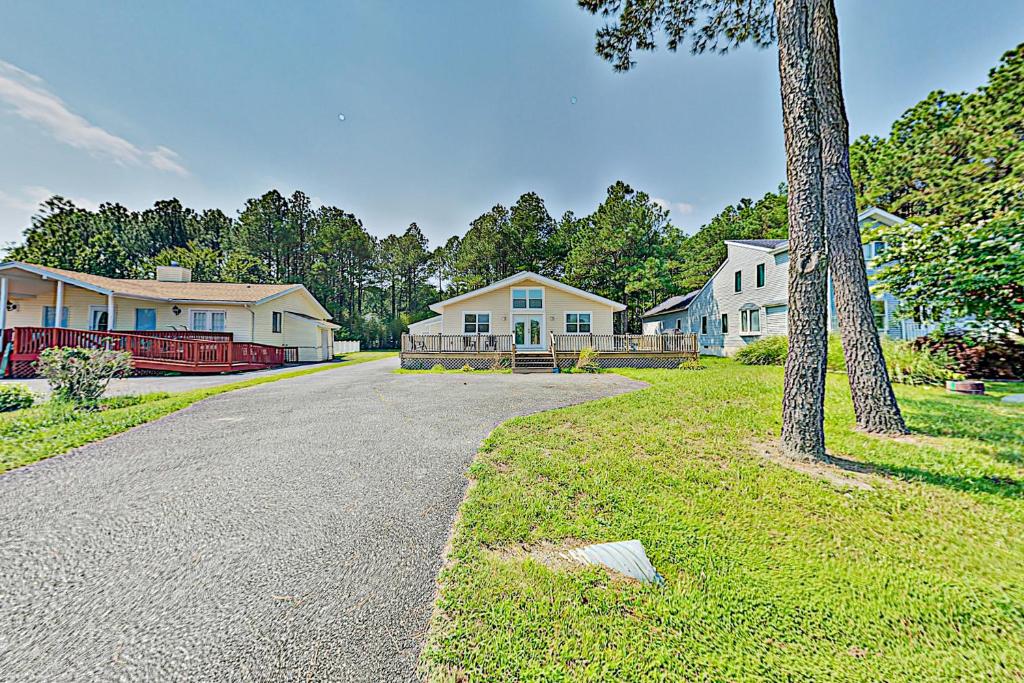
513, 366, 555, 374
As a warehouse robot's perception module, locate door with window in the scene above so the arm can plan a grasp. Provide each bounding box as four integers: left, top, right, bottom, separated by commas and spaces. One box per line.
513, 314, 544, 349
88, 305, 110, 331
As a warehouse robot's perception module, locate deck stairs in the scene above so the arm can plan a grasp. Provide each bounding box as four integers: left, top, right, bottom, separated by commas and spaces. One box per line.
513, 352, 555, 374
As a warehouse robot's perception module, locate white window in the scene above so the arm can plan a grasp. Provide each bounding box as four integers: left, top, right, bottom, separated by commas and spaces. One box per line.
565, 312, 591, 334
512, 288, 543, 310
463, 312, 490, 333
675, 318, 681, 331
43, 306, 69, 328
191, 309, 226, 332
741, 308, 761, 333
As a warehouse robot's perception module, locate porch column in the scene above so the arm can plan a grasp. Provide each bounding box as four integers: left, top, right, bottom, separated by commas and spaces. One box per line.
107, 293, 115, 331
54, 281, 64, 328
0, 276, 7, 332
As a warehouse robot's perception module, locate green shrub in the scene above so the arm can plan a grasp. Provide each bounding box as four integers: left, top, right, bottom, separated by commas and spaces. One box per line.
734, 336, 788, 365
678, 358, 704, 371
575, 347, 600, 373
880, 336, 961, 386
460, 364, 474, 373
430, 364, 446, 373
0, 384, 35, 412
828, 333, 959, 386
36, 347, 133, 408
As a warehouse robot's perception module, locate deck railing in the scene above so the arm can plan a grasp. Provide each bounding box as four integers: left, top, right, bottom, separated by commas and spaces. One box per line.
402, 333, 515, 354
6, 327, 288, 370
401, 332, 698, 356
552, 333, 698, 354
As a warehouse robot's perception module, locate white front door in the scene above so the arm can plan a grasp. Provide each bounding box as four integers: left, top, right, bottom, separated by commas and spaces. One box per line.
513, 314, 544, 350
88, 305, 109, 331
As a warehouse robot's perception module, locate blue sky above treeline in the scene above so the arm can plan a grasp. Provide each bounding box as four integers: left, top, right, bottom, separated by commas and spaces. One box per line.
1, 0, 1021, 247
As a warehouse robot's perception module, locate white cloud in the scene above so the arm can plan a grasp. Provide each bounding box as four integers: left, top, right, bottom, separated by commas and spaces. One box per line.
0, 185, 99, 214
652, 197, 695, 216
0, 60, 188, 176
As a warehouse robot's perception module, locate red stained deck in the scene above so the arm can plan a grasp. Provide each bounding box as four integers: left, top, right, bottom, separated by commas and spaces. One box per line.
1, 327, 297, 377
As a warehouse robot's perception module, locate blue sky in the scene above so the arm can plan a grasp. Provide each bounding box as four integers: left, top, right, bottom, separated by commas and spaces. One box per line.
1, 1, 1021, 249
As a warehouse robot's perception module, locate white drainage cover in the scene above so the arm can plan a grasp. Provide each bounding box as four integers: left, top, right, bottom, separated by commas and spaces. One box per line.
567, 540, 664, 585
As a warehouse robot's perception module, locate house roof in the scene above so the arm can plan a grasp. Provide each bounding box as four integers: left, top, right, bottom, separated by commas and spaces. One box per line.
642, 289, 701, 317
0, 261, 331, 317
429, 271, 626, 314
727, 239, 789, 250
285, 310, 340, 329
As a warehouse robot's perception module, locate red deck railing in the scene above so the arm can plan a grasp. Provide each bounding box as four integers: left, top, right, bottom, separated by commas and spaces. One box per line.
2, 327, 296, 376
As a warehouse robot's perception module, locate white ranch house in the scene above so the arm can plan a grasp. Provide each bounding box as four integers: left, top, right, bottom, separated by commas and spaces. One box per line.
402, 271, 697, 372
642, 207, 938, 356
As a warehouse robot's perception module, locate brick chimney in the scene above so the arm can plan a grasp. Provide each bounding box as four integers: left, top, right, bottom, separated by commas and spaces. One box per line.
155, 262, 192, 283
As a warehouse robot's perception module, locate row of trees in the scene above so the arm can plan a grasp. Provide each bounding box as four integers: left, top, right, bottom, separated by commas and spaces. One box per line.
8, 182, 689, 344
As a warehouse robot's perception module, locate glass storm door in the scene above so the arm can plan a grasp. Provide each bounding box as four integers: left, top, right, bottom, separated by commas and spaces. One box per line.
513, 314, 544, 349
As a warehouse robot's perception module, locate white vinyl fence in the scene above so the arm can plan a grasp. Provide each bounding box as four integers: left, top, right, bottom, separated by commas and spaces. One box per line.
334, 340, 361, 355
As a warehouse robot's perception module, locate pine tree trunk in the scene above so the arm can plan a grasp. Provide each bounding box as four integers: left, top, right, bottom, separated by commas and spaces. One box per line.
812, 0, 908, 434
777, 0, 829, 461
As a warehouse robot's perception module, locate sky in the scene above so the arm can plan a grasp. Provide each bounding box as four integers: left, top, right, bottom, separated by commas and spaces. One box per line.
1, 1, 1022, 249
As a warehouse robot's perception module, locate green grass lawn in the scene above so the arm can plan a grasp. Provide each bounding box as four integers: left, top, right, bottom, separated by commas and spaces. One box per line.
423, 358, 1024, 682
0, 351, 397, 474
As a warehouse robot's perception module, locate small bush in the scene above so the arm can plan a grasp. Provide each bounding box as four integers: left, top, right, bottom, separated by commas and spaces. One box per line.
575, 347, 600, 373
880, 337, 960, 386
678, 358, 704, 371
460, 364, 474, 373
430, 364, 446, 373
36, 347, 133, 408
0, 384, 35, 412
734, 336, 788, 365
915, 332, 1024, 380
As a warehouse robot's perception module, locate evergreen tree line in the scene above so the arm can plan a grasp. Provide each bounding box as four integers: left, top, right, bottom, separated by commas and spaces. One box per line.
7, 43, 1020, 346
7, 182, 691, 344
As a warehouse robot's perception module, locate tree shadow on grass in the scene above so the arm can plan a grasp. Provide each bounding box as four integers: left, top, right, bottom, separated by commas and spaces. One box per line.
896, 395, 1023, 466
824, 454, 1023, 501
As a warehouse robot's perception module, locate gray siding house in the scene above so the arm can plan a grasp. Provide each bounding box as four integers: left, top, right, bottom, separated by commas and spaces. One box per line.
643, 207, 938, 356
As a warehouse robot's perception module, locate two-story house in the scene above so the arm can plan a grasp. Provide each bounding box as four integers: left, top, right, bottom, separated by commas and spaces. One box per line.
642, 207, 939, 356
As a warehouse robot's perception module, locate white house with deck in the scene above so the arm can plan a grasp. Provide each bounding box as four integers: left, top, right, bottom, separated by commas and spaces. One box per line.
401, 271, 697, 372
642, 207, 938, 356
0, 262, 338, 377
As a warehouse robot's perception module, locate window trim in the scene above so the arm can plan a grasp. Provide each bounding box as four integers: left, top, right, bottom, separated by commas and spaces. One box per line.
189, 308, 228, 333
564, 311, 592, 334
721, 313, 728, 334
756, 263, 766, 288
674, 318, 682, 331
462, 310, 492, 334
740, 307, 762, 335
701, 316, 708, 335
272, 311, 283, 333
734, 270, 742, 293
87, 304, 110, 331
510, 286, 544, 312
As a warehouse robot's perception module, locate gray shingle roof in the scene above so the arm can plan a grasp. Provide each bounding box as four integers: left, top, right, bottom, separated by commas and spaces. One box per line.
729, 239, 788, 249
642, 289, 701, 317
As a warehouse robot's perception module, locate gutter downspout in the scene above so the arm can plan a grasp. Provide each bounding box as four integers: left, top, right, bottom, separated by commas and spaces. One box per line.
245, 305, 255, 342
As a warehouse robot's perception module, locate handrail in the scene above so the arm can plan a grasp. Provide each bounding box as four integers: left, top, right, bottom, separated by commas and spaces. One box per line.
402, 333, 515, 354
550, 333, 698, 354
8, 327, 287, 369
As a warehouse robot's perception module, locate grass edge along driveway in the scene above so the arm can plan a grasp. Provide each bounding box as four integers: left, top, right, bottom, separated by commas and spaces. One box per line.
422, 357, 1024, 682
0, 351, 397, 474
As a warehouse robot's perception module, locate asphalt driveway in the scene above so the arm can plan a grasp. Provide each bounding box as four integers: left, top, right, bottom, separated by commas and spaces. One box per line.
0, 357, 644, 682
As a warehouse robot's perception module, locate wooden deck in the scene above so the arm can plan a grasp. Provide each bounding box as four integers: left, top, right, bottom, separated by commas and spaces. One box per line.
1, 327, 297, 378
400, 333, 698, 370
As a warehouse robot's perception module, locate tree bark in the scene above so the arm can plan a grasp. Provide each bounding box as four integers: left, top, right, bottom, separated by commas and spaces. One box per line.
811, 0, 908, 434
777, 0, 829, 460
